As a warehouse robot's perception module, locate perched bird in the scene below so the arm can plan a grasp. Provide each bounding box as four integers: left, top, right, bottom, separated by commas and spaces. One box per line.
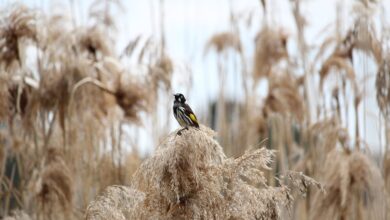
173, 93, 199, 134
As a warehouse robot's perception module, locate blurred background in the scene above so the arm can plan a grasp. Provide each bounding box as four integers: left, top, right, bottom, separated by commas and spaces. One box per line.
0, 0, 390, 219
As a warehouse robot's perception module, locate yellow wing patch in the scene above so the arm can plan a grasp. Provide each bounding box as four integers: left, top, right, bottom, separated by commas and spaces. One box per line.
189, 114, 198, 123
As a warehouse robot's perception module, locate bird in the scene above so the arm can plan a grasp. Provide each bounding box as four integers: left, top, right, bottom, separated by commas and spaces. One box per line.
173, 93, 199, 134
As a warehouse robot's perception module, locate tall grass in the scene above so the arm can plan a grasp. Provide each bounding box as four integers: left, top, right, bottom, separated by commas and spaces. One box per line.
0, 0, 389, 219
86, 126, 322, 219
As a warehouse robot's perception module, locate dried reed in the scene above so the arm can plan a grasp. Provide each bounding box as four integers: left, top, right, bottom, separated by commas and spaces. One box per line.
310, 149, 386, 220
0, 1, 389, 219
253, 26, 288, 80
87, 126, 322, 220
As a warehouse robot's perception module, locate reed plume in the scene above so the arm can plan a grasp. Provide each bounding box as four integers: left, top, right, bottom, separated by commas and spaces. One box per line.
86, 126, 322, 220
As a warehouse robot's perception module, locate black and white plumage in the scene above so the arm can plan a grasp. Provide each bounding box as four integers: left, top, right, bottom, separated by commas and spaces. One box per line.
173, 93, 199, 129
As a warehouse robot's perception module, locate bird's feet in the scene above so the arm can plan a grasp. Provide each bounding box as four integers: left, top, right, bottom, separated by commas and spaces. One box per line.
176, 127, 189, 136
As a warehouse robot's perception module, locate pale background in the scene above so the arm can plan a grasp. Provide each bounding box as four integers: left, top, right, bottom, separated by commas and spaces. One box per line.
4, 0, 390, 155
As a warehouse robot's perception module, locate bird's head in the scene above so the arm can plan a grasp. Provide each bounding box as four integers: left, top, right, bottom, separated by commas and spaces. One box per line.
173, 93, 186, 103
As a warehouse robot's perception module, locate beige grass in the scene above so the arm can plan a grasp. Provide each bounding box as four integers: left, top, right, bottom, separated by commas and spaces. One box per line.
86, 126, 322, 220
0, 1, 389, 219
310, 149, 386, 220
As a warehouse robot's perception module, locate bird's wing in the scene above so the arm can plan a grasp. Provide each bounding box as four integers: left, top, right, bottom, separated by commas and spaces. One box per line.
183, 104, 199, 125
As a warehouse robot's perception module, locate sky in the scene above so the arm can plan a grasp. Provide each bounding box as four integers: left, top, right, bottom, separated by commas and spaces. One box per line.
2, 0, 390, 155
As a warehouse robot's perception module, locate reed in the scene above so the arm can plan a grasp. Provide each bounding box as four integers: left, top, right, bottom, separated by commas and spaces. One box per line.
0, 0, 389, 219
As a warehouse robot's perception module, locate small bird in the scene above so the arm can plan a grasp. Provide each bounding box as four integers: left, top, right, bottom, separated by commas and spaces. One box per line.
173, 93, 199, 134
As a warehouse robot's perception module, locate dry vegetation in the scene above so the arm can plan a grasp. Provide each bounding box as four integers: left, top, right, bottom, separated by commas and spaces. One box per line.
0, 0, 390, 220
85, 127, 322, 220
